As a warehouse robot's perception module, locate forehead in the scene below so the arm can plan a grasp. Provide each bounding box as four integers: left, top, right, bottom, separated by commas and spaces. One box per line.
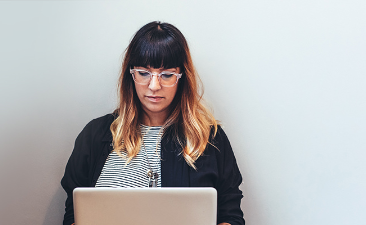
134, 66, 180, 73
136, 66, 179, 70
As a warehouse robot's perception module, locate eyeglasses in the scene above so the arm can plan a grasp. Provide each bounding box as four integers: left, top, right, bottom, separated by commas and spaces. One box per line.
130, 69, 182, 87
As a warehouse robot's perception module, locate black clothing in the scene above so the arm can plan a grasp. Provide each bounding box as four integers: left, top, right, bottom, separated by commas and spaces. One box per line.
61, 114, 245, 225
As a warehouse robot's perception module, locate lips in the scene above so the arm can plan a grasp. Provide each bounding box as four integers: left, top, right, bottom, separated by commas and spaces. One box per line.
146, 96, 164, 102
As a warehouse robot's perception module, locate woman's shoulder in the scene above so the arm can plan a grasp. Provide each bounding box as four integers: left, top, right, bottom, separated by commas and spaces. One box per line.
88, 113, 116, 127
210, 124, 227, 142
79, 113, 116, 141
208, 125, 233, 155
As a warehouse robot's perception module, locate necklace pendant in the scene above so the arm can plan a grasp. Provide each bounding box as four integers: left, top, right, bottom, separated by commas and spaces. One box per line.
149, 178, 157, 188
147, 171, 159, 188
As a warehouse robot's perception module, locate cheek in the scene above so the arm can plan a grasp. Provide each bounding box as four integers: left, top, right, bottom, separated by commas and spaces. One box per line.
134, 84, 144, 98
168, 87, 178, 101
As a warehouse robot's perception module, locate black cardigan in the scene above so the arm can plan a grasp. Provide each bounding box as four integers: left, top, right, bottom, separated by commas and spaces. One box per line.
61, 114, 245, 225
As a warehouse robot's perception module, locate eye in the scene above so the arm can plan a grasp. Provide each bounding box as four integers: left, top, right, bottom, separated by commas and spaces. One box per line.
138, 71, 150, 77
161, 72, 174, 80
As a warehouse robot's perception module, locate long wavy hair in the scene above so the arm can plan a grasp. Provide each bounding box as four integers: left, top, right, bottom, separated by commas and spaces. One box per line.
110, 21, 217, 168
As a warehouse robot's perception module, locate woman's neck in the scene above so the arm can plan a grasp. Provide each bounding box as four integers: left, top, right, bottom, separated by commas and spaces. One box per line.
141, 111, 167, 126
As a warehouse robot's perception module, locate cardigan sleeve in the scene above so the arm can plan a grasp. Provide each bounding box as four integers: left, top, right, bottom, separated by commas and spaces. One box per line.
214, 127, 245, 225
61, 121, 94, 225
61, 114, 114, 225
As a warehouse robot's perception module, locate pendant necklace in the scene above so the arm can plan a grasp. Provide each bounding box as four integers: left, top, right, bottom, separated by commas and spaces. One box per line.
141, 126, 163, 188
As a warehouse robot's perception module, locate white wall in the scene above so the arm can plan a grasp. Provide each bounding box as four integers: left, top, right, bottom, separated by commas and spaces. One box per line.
1, 1, 365, 224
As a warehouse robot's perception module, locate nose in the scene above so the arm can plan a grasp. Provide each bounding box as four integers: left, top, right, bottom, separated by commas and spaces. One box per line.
148, 73, 161, 91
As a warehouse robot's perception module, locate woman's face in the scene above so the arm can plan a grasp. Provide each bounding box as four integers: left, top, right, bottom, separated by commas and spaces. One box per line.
133, 66, 180, 124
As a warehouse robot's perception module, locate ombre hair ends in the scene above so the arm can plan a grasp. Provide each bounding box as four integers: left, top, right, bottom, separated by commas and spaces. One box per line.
110, 21, 217, 169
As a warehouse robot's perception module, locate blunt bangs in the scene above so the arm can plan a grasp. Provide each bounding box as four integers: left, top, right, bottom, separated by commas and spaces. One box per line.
129, 25, 186, 69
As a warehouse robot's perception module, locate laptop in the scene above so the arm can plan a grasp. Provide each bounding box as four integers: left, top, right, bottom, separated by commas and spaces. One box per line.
73, 187, 217, 225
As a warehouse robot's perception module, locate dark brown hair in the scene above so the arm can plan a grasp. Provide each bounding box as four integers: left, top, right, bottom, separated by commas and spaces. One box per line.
111, 21, 217, 168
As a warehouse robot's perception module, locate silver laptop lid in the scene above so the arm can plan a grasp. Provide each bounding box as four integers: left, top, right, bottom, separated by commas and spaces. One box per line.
73, 187, 217, 225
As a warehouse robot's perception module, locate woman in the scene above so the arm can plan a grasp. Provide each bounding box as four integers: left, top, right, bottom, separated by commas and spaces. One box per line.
61, 21, 245, 225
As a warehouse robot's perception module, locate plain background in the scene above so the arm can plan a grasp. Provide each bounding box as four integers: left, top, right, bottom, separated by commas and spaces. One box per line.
1, 1, 365, 224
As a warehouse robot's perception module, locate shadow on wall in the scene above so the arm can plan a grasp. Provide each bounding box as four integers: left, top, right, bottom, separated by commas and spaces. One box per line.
42, 186, 66, 225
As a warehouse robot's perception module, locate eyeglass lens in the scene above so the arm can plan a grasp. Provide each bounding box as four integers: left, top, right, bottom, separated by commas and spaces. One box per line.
133, 70, 178, 86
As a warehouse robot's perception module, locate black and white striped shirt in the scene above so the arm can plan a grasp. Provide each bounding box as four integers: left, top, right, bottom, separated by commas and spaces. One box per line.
95, 125, 163, 188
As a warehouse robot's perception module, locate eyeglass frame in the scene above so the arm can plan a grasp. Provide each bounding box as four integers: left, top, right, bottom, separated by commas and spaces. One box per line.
130, 68, 182, 87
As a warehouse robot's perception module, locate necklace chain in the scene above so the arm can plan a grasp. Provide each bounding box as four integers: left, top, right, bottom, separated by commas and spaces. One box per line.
141, 125, 163, 187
